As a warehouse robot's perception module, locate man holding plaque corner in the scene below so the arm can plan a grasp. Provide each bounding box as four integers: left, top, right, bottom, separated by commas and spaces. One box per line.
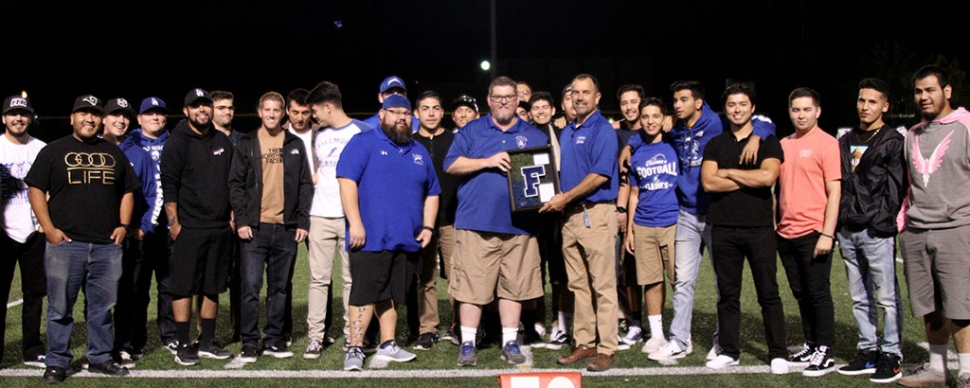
443, 76, 548, 367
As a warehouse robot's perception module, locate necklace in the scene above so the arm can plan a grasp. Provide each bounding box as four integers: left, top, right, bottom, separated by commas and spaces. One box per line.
854, 126, 882, 144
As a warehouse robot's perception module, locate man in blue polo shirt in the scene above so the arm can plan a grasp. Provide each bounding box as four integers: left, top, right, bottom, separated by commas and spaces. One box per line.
337, 94, 440, 371
540, 73, 620, 372
443, 76, 548, 367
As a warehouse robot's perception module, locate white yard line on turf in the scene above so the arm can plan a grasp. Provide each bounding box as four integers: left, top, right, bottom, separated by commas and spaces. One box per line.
6, 298, 24, 308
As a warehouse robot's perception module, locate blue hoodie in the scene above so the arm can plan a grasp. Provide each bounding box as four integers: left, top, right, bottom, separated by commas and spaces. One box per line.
631, 103, 775, 215
119, 138, 159, 234
123, 127, 169, 226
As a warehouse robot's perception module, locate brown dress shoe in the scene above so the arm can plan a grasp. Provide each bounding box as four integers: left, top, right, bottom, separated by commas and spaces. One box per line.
557, 345, 597, 365
587, 352, 616, 372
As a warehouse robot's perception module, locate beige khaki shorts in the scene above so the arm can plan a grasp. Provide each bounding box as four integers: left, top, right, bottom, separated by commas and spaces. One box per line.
449, 229, 543, 304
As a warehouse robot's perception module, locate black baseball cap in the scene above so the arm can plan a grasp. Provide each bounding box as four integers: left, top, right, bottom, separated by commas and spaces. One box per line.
452, 94, 479, 113
2, 96, 33, 115
104, 98, 136, 119
72, 95, 103, 114
184, 88, 213, 107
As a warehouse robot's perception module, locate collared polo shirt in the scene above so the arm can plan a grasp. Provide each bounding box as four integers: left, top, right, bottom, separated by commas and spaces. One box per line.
559, 109, 618, 205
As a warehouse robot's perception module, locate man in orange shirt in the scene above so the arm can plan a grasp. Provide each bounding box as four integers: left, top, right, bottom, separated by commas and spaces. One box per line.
776, 87, 841, 377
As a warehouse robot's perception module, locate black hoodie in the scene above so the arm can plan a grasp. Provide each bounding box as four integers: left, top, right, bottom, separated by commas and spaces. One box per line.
160, 120, 234, 228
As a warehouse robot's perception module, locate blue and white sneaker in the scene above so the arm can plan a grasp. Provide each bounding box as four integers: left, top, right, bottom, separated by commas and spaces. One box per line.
501, 340, 526, 365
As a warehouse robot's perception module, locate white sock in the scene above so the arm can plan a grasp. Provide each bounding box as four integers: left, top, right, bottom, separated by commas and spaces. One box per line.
502, 327, 518, 346
558, 311, 568, 332
959, 353, 970, 376
648, 315, 664, 339
461, 326, 477, 346
929, 344, 948, 373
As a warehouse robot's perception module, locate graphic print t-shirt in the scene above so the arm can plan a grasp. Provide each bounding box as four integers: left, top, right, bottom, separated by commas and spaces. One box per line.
258, 129, 285, 224
0, 135, 46, 242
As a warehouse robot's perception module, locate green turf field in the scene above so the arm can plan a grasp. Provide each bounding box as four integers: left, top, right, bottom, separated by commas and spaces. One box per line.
0, 243, 942, 387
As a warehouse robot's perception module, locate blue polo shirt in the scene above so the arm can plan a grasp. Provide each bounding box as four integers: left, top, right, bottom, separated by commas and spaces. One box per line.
336, 128, 441, 252
444, 114, 549, 235
559, 110, 619, 205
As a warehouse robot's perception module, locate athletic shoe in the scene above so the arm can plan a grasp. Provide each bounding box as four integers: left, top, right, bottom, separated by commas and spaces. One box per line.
174, 344, 200, 366
546, 329, 571, 350
239, 345, 260, 363
958, 372, 970, 388
323, 334, 337, 345
43, 366, 67, 384
870, 352, 902, 384
23, 354, 46, 368
838, 348, 878, 376
441, 329, 459, 346
457, 341, 477, 367
87, 360, 130, 377
374, 340, 416, 362
706, 344, 721, 361
706, 354, 739, 369
802, 346, 836, 377
788, 343, 815, 367
619, 326, 643, 349
199, 342, 232, 359
263, 343, 294, 359
771, 357, 790, 374
501, 340, 526, 365
522, 328, 544, 349
648, 340, 687, 361
117, 351, 136, 369
534, 323, 546, 337
343, 347, 365, 371
641, 337, 667, 354
898, 363, 949, 386
304, 339, 325, 360
412, 332, 438, 351
164, 340, 180, 355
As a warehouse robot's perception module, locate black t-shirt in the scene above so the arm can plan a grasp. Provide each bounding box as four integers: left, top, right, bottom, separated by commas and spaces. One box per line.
703, 132, 783, 227
25, 135, 140, 244
414, 129, 459, 226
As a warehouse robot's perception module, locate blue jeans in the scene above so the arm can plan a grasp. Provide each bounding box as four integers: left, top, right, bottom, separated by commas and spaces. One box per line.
45, 241, 122, 368
670, 210, 717, 348
837, 228, 903, 356
239, 223, 297, 347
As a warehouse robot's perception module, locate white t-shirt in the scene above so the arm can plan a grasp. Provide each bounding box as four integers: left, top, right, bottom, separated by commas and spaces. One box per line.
287, 123, 315, 175
0, 134, 46, 242
310, 120, 368, 217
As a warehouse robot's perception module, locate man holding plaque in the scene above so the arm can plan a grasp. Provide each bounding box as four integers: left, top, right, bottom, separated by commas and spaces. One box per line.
444, 76, 548, 367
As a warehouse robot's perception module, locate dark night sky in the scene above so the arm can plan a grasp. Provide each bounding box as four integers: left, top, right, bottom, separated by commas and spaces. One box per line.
4, 1, 968, 140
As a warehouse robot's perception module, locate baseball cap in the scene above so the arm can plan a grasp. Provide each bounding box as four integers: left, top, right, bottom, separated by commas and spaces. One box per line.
2, 96, 33, 115
518, 100, 531, 111
139, 97, 168, 114
72, 95, 103, 114
184, 88, 212, 107
379, 76, 407, 94
381, 94, 411, 111
104, 98, 136, 119
452, 94, 479, 113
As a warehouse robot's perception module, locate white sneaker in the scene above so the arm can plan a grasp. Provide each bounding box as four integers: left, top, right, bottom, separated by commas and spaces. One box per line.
648, 340, 687, 361
706, 354, 739, 369
619, 326, 643, 347
534, 323, 546, 337
707, 344, 721, 361
617, 335, 630, 351
771, 358, 790, 374
642, 337, 668, 354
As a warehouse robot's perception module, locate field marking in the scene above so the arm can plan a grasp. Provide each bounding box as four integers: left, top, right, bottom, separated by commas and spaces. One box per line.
6, 298, 24, 308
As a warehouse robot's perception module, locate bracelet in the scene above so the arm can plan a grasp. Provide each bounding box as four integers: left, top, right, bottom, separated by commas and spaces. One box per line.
616, 206, 628, 213
422, 226, 434, 233
819, 233, 833, 239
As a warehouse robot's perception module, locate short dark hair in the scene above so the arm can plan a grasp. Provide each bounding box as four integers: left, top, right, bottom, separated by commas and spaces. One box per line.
211, 90, 233, 101
857, 78, 891, 101
721, 83, 757, 107
489, 76, 518, 95
287, 88, 309, 107
529, 91, 554, 107
788, 87, 820, 107
561, 84, 572, 100
913, 64, 951, 89
307, 81, 343, 109
639, 97, 667, 115
416, 90, 442, 106
617, 84, 645, 101
670, 80, 705, 101
573, 74, 601, 94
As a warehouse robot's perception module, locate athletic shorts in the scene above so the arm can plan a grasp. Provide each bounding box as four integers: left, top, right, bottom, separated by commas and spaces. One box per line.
169, 226, 233, 298
632, 224, 676, 285
901, 224, 970, 319
348, 250, 417, 306
449, 229, 543, 305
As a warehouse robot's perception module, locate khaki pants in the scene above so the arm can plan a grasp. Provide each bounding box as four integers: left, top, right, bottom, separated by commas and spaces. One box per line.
562, 202, 619, 355
306, 216, 352, 341
417, 225, 456, 334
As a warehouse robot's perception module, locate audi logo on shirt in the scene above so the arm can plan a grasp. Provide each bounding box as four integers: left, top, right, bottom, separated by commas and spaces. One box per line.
64, 152, 116, 185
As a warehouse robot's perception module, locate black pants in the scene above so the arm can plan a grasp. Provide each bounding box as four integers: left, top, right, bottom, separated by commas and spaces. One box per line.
778, 231, 834, 348
142, 225, 177, 345
0, 232, 46, 362
711, 226, 787, 359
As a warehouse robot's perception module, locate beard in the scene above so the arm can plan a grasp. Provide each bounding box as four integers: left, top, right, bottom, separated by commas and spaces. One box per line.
189, 116, 212, 131
382, 121, 412, 144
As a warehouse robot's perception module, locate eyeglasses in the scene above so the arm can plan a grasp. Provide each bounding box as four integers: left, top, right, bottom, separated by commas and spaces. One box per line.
489, 95, 516, 103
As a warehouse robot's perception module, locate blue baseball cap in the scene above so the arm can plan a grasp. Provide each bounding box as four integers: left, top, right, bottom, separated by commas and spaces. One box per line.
139, 97, 168, 114
379, 76, 407, 94
381, 94, 411, 111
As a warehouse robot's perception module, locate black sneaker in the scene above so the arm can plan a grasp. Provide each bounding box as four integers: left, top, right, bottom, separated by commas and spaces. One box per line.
441, 329, 460, 346
43, 366, 68, 384
870, 352, 903, 384
838, 348, 878, 376
802, 346, 835, 377
199, 341, 232, 359
174, 344, 200, 366
263, 343, 294, 359
788, 343, 815, 366
240, 345, 260, 363
87, 360, 130, 376
23, 353, 46, 368
412, 332, 438, 350
163, 340, 180, 355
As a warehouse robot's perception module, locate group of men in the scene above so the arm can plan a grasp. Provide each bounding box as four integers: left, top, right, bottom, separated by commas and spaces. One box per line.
2, 64, 970, 386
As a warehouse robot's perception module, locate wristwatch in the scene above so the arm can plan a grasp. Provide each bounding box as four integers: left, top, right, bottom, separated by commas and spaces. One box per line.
616, 206, 628, 213
120, 223, 132, 233
422, 226, 434, 233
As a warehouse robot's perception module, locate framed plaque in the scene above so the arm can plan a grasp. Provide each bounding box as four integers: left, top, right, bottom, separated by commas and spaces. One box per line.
507, 145, 560, 212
